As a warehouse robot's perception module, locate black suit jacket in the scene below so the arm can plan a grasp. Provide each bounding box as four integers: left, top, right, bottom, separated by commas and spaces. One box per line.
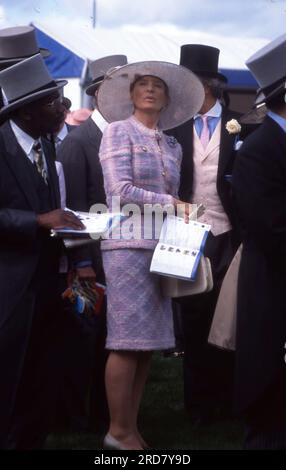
66, 123, 76, 133
0, 120, 61, 443
169, 107, 242, 228
57, 117, 106, 279
233, 116, 286, 413
0, 121, 61, 316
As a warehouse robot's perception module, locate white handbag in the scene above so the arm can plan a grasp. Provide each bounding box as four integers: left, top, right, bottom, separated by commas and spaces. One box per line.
160, 256, 213, 297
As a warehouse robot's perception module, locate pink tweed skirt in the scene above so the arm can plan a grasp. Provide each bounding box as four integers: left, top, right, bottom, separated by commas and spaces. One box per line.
102, 248, 175, 351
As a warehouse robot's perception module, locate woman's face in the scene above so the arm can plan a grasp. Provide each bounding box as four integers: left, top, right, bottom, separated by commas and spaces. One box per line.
130, 75, 168, 114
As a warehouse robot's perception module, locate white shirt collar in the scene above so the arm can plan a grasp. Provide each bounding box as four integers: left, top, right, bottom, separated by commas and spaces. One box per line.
91, 109, 108, 133
56, 123, 69, 143
10, 119, 36, 162
9, 120, 47, 171
194, 100, 222, 120
268, 111, 286, 134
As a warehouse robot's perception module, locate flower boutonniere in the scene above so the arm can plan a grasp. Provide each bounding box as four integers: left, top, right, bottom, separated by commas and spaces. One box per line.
225, 119, 241, 135
166, 136, 178, 148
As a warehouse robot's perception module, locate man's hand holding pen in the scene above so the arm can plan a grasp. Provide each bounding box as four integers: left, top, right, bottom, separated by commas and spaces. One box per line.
36, 209, 85, 231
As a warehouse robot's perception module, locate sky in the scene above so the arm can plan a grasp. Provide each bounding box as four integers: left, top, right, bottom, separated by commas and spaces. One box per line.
0, 0, 285, 39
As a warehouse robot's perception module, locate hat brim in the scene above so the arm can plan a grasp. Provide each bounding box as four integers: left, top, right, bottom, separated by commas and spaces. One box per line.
255, 80, 286, 106
0, 47, 51, 67
240, 105, 267, 124
0, 79, 67, 119
39, 47, 51, 58
85, 79, 103, 96
196, 70, 228, 83
97, 61, 205, 131
254, 90, 266, 106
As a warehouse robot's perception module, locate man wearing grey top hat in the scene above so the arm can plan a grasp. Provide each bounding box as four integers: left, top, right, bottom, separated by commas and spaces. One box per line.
0, 24, 69, 212
57, 54, 127, 432
233, 33, 286, 449
0, 54, 83, 449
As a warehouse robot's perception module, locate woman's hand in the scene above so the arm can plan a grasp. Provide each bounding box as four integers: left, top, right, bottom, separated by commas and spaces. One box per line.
173, 198, 192, 223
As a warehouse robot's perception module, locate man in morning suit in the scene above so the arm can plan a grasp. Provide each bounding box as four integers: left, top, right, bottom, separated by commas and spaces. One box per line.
233, 33, 286, 449
0, 54, 83, 449
169, 44, 242, 424
57, 54, 127, 432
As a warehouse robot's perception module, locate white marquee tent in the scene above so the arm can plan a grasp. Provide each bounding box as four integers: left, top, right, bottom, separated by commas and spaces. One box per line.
33, 18, 269, 108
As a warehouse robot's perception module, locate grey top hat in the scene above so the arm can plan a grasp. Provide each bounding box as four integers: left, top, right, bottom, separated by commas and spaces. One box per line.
97, 60, 205, 131
0, 26, 50, 68
85, 54, 127, 96
246, 33, 286, 105
0, 54, 67, 119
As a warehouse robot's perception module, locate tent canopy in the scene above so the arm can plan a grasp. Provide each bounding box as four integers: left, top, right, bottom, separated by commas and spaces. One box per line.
35, 27, 84, 78
34, 19, 268, 88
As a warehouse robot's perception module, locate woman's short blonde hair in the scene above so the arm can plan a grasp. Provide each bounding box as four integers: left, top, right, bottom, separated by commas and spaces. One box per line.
129, 74, 169, 99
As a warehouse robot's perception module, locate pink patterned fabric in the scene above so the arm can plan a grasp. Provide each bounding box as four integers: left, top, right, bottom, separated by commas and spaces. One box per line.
103, 249, 175, 351
99, 115, 182, 250
98, 115, 182, 350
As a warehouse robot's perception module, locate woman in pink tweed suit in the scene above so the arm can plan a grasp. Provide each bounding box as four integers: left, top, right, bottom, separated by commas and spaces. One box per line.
97, 61, 204, 450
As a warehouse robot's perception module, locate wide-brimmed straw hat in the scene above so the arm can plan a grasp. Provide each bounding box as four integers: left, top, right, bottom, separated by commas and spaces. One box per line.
0, 25, 50, 69
85, 55, 128, 96
0, 54, 67, 119
246, 33, 286, 106
97, 61, 205, 130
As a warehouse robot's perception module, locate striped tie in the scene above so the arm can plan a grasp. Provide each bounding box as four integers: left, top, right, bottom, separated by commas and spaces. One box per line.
33, 141, 48, 184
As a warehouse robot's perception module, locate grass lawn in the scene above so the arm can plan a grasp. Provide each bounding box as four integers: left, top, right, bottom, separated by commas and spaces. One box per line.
46, 353, 243, 450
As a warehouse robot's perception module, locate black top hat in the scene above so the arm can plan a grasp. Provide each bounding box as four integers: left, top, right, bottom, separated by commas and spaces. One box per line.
0, 25, 50, 70
180, 44, 227, 83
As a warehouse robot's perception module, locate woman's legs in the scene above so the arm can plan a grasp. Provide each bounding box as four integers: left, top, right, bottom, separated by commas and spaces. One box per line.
105, 351, 142, 449
105, 350, 152, 449
131, 352, 152, 446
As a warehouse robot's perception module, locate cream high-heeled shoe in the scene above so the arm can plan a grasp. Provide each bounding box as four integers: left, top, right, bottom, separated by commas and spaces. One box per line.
103, 433, 128, 450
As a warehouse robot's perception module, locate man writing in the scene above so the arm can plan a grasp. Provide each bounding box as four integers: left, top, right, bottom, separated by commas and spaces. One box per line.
0, 54, 83, 449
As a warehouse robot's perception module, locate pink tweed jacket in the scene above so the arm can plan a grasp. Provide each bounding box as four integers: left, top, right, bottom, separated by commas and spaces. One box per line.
99, 115, 182, 250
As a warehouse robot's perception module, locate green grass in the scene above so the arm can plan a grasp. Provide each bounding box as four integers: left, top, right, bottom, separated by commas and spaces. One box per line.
46, 353, 243, 450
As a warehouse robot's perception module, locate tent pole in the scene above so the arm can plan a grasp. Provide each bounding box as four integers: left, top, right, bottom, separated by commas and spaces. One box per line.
92, 0, 96, 29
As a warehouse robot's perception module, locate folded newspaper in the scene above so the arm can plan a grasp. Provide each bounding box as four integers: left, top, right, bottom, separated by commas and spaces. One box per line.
51, 210, 122, 241
150, 215, 211, 280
